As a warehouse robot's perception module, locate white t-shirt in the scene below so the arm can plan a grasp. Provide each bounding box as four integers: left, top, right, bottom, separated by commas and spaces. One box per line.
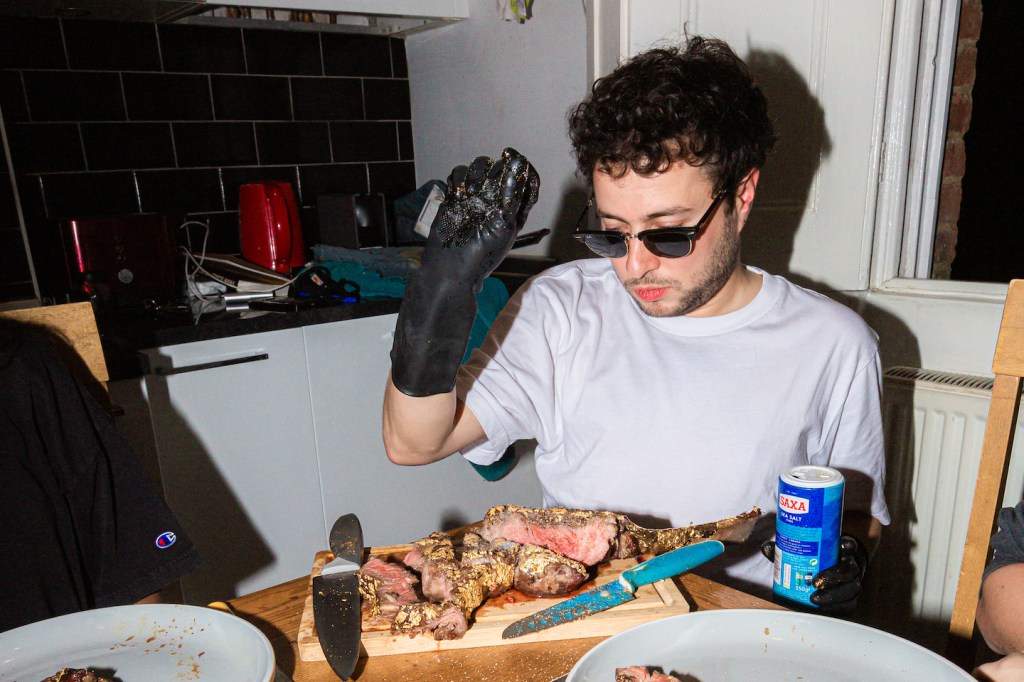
456, 259, 890, 595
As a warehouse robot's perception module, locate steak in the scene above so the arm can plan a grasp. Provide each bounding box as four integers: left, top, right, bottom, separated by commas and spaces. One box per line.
357, 557, 420, 623
391, 601, 468, 640
513, 543, 589, 597
479, 505, 626, 566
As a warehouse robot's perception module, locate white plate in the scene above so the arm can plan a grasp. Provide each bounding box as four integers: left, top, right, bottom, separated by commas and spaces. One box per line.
0, 604, 275, 682
568, 609, 973, 681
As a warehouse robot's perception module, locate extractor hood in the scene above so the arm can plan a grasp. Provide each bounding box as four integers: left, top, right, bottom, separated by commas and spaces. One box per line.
0, 0, 468, 36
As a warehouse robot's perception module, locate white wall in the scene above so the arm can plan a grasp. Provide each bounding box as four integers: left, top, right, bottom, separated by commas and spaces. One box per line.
405, 0, 589, 259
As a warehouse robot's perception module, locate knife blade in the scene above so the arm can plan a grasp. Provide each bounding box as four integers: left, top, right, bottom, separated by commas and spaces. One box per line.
502, 539, 724, 639
313, 513, 364, 680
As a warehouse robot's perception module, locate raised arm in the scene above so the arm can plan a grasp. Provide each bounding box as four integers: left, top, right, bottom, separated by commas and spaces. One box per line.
382, 148, 540, 465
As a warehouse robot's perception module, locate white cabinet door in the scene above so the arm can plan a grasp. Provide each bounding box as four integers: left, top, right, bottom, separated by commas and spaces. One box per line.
304, 314, 544, 548
588, 0, 894, 292
141, 328, 324, 604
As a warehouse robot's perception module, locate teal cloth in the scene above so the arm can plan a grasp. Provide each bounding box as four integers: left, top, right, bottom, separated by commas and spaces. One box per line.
317, 260, 517, 481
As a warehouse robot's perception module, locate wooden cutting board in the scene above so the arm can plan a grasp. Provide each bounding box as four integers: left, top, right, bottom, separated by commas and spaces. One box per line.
297, 543, 691, 660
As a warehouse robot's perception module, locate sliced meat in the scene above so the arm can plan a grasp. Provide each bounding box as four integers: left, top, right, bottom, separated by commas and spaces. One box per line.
615, 667, 683, 682
514, 543, 589, 597
392, 601, 469, 640
41, 670, 112, 682
357, 556, 420, 622
480, 505, 623, 566
401, 531, 456, 573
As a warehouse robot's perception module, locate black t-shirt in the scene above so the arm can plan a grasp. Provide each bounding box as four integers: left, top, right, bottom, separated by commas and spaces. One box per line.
0, 321, 201, 632
984, 500, 1024, 583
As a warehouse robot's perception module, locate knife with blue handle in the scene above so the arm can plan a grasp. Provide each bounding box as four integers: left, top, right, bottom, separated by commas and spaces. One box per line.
501, 539, 725, 639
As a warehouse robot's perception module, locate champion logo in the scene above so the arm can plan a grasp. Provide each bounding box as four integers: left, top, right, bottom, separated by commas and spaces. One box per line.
779, 493, 810, 513
155, 531, 177, 549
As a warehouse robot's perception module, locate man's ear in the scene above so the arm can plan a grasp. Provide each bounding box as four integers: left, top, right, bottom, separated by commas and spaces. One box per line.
736, 168, 760, 232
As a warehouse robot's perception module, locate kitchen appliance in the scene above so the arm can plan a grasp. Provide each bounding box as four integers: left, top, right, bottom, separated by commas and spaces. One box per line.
502, 540, 725, 639
312, 513, 364, 681
317, 193, 389, 250
57, 213, 180, 308
239, 182, 307, 273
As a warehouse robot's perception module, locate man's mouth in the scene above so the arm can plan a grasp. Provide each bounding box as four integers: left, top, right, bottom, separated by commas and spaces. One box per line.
635, 287, 670, 302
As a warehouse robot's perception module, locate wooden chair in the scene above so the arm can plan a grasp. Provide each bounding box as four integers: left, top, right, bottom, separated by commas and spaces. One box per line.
0, 301, 109, 395
946, 278, 1024, 668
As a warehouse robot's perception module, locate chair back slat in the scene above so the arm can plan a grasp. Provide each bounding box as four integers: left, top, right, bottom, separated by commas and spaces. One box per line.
946, 279, 1024, 668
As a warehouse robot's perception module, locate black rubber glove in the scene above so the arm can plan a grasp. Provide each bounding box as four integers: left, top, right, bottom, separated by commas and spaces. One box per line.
760, 535, 869, 612
390, 147, 540, 397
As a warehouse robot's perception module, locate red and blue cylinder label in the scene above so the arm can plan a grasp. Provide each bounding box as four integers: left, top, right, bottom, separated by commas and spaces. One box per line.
772, 466, 844, 606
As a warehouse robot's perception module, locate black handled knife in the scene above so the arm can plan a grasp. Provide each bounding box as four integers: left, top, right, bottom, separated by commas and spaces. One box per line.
313, 513, 364, 680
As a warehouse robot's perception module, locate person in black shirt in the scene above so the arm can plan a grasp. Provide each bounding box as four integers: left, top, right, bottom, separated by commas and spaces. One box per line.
974, 501, 1024, 680
0, 319, 200, 632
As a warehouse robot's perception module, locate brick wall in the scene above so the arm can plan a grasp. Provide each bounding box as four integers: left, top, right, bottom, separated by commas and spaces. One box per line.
0, 17, 416, 303
932, 0, 982, 279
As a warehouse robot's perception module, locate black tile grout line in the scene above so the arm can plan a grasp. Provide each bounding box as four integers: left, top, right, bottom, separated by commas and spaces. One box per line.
131, 171, 143, 213
56, 19, 70, 71
20, 161, 384, 177
4, 66, 410, 81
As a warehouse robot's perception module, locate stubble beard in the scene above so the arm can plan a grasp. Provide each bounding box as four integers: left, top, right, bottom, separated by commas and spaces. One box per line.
628, 210, 742, 318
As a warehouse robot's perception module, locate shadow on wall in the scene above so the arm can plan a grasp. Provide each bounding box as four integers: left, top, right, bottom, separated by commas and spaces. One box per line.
745, 49, 928, 647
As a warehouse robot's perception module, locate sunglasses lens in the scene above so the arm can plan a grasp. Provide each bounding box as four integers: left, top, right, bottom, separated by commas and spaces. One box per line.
577, 233, 627, 258
644, 233, 693, 258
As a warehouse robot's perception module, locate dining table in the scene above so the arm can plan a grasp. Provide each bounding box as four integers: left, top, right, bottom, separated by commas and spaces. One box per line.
227, 570, 783, 682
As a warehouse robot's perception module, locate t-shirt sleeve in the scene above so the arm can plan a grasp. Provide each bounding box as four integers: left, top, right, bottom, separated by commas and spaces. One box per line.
821, 347, 891, 526
983, 501, 1024, 584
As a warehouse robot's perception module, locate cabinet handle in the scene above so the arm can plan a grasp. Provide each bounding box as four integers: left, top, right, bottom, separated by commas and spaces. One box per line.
152, 353, 270, 376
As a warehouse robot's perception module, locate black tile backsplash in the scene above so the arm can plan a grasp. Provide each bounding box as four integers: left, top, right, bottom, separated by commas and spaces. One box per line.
173, 122, 258, 167
0, 71, 29, 122
255, 121, 331, 165
322, 34, 392, 77
41, 171, 139, 219
24, 71, 126, 121
81, 122, 176, 170
136, 168, 224, 214
0, 18, 67, 70
0, 16, 415, 304
330, 121, 398, 162
123, 73, 214, 121
63, 20, 161, 72
297, 163, 368, 205
291, 77, 362, 120
212, 75, 291, 120
244, 28, 323, 76
7, 123, 86, 173
364, 78, 411, 120
159, 24, 246, 74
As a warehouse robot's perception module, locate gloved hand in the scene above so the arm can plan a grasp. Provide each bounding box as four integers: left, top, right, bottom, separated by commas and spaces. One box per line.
760, 534, 869, 612
390, 147, 540, 397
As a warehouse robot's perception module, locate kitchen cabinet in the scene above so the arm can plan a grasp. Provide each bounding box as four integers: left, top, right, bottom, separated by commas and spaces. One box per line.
117, 311, 542, 604
138, 327, 324, 605
304, 314, 543, 548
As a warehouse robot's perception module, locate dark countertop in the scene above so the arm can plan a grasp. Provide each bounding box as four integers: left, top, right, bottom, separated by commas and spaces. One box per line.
99, 298, 402, 380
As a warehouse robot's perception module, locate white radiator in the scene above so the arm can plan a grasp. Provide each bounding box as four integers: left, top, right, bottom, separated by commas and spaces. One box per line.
856, 367, 1024, 651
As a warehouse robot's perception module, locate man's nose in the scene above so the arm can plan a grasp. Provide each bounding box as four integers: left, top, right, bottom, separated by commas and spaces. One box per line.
623, 235, 658, 276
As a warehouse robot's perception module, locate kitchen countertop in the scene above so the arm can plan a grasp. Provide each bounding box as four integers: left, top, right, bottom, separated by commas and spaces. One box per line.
98, 298, 402, 380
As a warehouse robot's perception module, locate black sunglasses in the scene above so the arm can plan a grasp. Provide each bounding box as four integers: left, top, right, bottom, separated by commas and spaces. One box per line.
572, 190, 728, 259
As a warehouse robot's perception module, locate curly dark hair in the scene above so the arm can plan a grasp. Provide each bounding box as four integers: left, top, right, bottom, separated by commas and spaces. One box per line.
568, 36, 776, 196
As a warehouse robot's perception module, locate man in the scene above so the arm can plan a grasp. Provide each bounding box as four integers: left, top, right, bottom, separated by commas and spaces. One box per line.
1, 320, 201, 631
383, 36, 888, 605
974, 501, 1024, 681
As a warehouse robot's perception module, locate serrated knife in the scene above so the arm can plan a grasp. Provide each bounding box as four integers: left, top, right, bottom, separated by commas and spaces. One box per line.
313, 513, 364, 680
502, 540, 725, 639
